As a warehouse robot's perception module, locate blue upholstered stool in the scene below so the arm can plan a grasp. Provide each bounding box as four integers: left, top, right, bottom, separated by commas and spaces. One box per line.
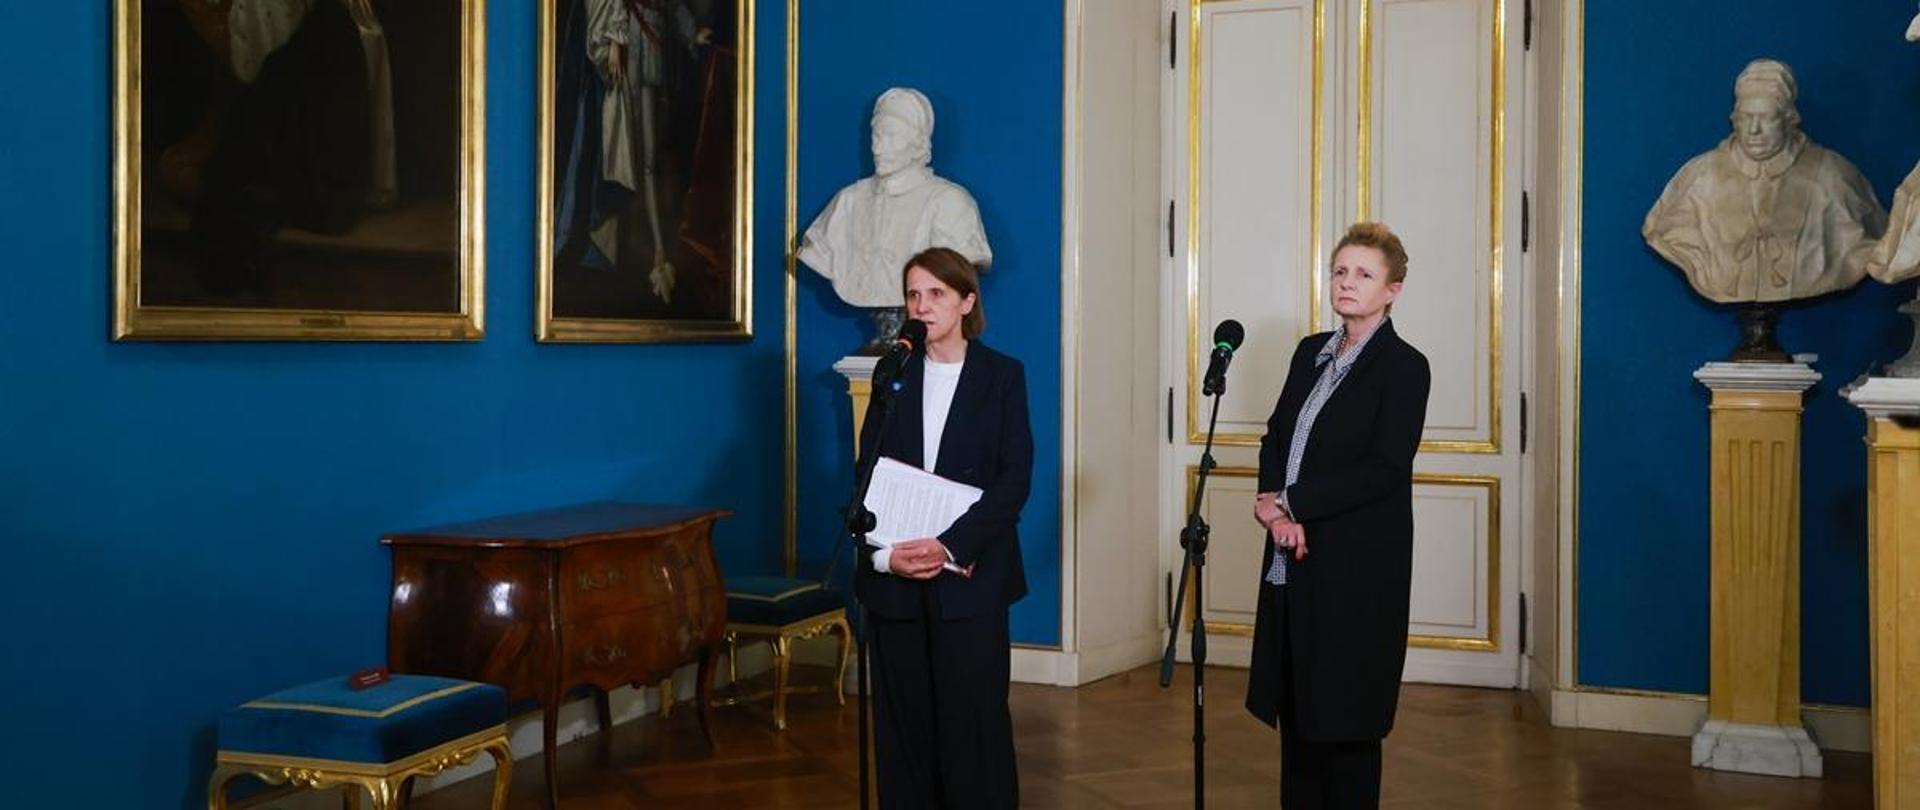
715, 576, 852, 730
209, 674, 512, 810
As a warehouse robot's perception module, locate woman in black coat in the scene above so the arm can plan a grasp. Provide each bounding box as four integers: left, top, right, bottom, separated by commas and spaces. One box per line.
1245, 222, 1431, 809
855, 247, 1031, 809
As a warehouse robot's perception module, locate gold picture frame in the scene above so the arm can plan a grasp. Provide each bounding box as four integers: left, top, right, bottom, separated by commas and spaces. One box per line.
536, 0, 753, 343
113, 0, 486, 341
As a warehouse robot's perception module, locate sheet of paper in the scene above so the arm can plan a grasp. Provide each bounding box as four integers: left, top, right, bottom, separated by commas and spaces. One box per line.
861, 456, 984, 547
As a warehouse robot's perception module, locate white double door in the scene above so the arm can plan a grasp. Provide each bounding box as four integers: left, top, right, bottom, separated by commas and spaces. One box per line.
1163, 0, 1530, 687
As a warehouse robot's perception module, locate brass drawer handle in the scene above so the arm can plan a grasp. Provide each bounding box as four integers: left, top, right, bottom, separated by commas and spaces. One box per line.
576, 567, 624, 592
582, 644, 627, 667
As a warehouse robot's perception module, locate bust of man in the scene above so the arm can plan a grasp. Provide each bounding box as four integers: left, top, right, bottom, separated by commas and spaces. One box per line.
1643, 59, 1886, 304
798, 88, 993, 309
1870, 10, 1920, 285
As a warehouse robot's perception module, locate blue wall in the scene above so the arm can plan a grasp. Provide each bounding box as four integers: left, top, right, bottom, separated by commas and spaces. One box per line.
0, 1, 792, 806
1580, 0, 1920, 705
789, 1, 1065, 645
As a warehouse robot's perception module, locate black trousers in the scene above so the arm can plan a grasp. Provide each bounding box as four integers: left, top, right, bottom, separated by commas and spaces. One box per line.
1267, 583, 1384, 809
869, 589, 1018, 810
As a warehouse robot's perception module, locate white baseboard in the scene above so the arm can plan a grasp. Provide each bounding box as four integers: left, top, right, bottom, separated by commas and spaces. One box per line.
1011, 647, 1080, 686
1174, 632, 1254, 669
1527, 656, 1556, 715
1072, 631, 1166, 685
1548, 688, 1870, 754
1402, 659, 1523, 689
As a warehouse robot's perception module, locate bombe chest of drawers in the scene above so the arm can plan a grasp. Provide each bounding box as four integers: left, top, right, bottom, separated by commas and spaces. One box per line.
383, 501, 728, 808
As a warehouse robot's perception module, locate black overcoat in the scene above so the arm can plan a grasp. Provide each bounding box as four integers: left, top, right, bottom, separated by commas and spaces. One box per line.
1245, 319, 1430, 741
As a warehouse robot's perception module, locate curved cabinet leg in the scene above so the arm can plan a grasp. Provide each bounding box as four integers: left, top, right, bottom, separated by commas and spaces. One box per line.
594, 687, 615, 764
543, 700, 562, 810
695, 647, 719, 748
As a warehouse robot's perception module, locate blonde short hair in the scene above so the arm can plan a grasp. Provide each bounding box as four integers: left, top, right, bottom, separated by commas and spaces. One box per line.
1333, 222, 1409, 284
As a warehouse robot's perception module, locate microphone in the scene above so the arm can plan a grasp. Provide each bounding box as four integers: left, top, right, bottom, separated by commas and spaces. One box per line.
1202, 319, 1244, 396
885, 318, 927, 363
874, 318, 928, 388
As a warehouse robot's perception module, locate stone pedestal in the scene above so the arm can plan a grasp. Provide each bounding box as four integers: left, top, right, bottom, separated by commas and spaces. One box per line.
1888, 299, 1920, 379
1843, 376, 1920, 808
834, 355, 880, 458
1690, 362, 1824, 778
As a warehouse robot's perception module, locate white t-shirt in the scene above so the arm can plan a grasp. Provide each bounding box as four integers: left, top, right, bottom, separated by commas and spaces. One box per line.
874, 356, 966, 574
920, 357, 964, 473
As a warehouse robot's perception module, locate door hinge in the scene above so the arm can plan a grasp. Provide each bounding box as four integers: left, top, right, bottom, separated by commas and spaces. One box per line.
1169, 11, 1178, 68
1166, 386, 1175, 444
1520, 190, 1531, 254
1519, 593, 1530, 655
1167, 199, 1176, 258
1523, 0, 1534, 51
1520, 392, 1529, 454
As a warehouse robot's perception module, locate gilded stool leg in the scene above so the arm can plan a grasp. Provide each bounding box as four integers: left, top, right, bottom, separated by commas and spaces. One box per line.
726, 632, 739, 684
831, 615, 853, 706
206, 765, 243, 810
364, 777, 397, 810
344, 783, 365, 810
483, 735, 515, 810
658, 677, 675, 719
772, 635, 793, 731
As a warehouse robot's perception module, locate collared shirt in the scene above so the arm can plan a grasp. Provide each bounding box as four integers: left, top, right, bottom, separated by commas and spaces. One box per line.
1266, 320, 1383, 585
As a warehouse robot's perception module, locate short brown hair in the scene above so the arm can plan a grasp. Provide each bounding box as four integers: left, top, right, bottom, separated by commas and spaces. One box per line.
902, 247, 985, 339
1333, 222, 1409, 284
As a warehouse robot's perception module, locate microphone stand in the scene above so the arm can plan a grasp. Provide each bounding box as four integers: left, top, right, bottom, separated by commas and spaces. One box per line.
824, 349, 908, 810
1160, 366, 1228, 810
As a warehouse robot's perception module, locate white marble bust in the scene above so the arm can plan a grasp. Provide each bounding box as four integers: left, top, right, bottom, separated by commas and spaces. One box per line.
1870, 11, 1920, 285
1643, 59, 1887, 304
797, 88, 993, 309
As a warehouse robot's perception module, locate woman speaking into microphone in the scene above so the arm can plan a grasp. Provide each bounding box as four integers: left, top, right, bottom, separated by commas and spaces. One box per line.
855, 246, 1032, 809
1246, 222, 1430, 808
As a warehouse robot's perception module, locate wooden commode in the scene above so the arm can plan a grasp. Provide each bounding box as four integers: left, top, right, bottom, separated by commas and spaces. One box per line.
383, 502, 728, 809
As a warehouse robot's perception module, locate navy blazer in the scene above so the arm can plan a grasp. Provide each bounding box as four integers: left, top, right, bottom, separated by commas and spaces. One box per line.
854, 341, 1033, 621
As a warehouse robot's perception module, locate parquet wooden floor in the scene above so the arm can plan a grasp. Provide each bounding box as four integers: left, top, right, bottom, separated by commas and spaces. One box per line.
412, 664, 1870, 808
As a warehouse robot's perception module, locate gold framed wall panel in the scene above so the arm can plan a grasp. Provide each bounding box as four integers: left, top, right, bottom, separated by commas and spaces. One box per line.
113, 0, 487, 341
1181, 466, 1500, 652
1407, 473, 1500, 651
1184, 0, 1325, 447
1357, 0, 1505, 455
536, 0, 755, 343
784, 0, 799, 576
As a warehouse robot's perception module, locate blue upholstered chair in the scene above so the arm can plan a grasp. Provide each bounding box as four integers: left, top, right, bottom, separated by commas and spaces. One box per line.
208, 674, 512, 810
714, 576, 852, 730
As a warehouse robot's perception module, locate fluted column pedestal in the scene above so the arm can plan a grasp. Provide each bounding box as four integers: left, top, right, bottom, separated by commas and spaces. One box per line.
1844, 376, 1920, 808
1691, 361, 1823, 778
835, 355, 880, 458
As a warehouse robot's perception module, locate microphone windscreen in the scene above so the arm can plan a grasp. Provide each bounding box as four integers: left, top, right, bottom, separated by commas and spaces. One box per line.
899, 318, 929, 346
1213, 319, 1245, 351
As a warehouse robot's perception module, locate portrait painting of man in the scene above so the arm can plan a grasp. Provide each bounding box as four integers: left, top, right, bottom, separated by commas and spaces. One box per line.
538, 0, 751, 342
114, 0, 485, 340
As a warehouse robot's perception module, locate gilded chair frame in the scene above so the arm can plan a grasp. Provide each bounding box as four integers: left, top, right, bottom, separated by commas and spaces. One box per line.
208, 725, 511, 810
